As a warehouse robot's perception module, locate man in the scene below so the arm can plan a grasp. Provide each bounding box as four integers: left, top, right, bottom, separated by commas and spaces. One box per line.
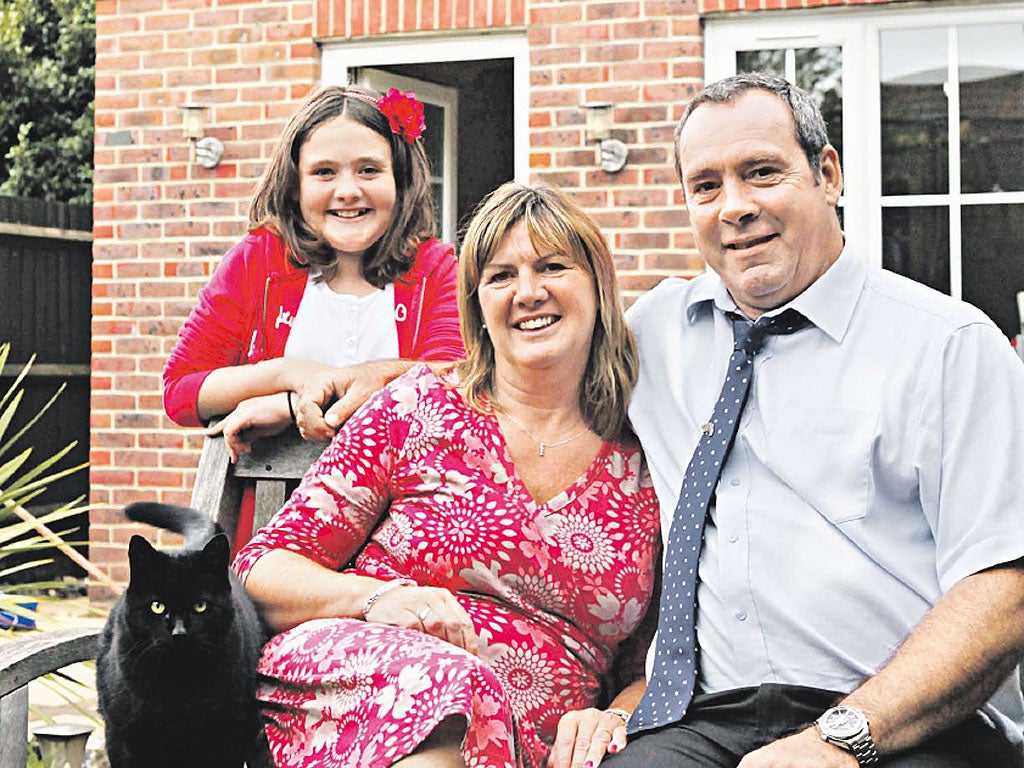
612, 73, 1024, 767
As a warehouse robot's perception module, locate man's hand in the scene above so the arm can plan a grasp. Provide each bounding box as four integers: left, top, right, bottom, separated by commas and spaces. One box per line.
738, 727, 857, 768
206, 393, 292, 463
294, 360, 416, 441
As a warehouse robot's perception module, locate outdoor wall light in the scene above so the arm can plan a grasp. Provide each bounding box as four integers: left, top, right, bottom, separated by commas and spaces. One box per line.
584, 102, 628, 173
178, 102, 225, 170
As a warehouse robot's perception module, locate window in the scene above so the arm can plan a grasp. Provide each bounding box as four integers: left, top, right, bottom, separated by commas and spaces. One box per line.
706, 4, 1024, 338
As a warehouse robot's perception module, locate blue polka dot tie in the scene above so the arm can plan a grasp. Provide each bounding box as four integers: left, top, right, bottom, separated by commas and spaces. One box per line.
629, 309, 808, 735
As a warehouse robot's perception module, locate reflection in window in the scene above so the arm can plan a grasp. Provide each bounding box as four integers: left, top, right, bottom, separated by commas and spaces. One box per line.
795, 47, 843, 169
422, 102, 445, 238
737, 49, 784, 78
880, 29, 949, 196
882, 207, 949, 295
962, 205, 1024, 338
736, 47, 843, 168
959, 25, 1024, 194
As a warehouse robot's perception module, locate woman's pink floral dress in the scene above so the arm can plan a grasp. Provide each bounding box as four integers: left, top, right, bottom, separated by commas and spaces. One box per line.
234, 366, 660, 768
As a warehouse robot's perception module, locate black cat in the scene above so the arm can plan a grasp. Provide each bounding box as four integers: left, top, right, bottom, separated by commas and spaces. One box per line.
97, 502, 266, 768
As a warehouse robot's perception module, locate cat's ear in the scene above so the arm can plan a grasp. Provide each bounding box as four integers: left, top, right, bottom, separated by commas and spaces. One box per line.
198, 533, 231, 574
127, 535, 160, 586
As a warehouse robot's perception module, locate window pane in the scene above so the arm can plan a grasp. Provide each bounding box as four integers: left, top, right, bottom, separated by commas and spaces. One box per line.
961, 204, 1024, 338
431, 182, 443, 237
959, 25, 1024, 194
880, 29, 949, 195
736, 49, 784, 78
795, 46, 844, 171
422, 102, 444, 179
882, 207, 950, 294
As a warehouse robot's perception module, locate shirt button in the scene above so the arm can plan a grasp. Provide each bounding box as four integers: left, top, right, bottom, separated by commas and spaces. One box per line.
735, 609, 747, 621
730, 478, 741, 487
346, 337, 356, 347
727, 533, 739, 543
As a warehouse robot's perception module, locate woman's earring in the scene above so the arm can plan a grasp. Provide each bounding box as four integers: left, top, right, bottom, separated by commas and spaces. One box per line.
481, 323, 487, 330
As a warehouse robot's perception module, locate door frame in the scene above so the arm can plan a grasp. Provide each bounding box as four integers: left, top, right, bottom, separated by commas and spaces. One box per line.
321, 33, 530, 184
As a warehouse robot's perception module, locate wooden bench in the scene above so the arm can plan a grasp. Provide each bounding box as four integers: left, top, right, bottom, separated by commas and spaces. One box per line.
0, 427, 326, 768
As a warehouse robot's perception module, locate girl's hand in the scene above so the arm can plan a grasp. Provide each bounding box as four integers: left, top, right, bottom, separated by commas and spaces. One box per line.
549, 707, 629, 768
206, 393, 292, 462
363, 584, 479, 656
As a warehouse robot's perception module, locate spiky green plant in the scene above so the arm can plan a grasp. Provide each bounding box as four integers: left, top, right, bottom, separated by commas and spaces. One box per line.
0, 340, 89, 626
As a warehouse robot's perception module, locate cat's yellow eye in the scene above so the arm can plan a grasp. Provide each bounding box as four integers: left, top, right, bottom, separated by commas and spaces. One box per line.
193, 601, 207, 614
150, 601, 166, 615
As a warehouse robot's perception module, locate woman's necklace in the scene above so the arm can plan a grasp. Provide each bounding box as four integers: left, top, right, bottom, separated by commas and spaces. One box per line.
495, 402, 591, 457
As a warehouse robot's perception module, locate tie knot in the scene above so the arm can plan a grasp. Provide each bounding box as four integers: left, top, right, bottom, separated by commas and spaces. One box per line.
731, 309, 808, 354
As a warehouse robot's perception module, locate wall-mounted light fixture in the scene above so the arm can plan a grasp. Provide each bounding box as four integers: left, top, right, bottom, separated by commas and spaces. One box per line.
585, 102, 628, 174
178, 102, 225, 170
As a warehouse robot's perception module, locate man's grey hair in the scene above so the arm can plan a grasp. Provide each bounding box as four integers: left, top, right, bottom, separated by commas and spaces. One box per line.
674, 72, 831, 184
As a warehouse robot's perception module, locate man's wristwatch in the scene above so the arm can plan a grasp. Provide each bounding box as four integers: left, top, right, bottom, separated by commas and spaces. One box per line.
815, 705, 880, 765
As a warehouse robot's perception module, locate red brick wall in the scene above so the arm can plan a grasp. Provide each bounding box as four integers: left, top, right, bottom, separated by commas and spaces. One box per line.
90, 0, 911, 593
527, 0, 705, 299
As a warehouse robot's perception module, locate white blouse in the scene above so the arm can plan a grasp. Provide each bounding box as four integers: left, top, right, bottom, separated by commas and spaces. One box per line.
284, 276, 399, 367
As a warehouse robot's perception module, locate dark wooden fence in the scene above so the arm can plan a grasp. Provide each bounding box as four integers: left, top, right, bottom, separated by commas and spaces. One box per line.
0, 195, 92, 584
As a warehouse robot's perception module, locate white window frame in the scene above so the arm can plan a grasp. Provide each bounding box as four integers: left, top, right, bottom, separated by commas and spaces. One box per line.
705, 3, 1024, 299
358, 69, 459, 242
321, 32, 529, 183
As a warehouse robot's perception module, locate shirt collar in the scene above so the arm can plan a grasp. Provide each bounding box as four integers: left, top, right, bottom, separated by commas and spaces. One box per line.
682, 245, 865, 343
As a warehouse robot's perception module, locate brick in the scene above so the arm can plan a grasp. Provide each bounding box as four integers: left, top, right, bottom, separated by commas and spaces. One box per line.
143, 12, 191, 31
586, 2, 641, 20
138, 470, 187, 488
532, 47, 582, 66
645, 251, 698, 270
530, 5, 582, 23
585, 42, 639, 63
555, 149, 597, 167
645, 208, 691, 228
619, 231, 671, 249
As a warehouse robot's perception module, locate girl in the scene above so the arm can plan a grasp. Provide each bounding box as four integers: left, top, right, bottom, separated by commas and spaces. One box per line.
163, 85, 464, 457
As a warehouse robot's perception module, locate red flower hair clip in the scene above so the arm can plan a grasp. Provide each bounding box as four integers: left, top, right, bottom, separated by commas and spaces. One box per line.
378, 88, 426, 145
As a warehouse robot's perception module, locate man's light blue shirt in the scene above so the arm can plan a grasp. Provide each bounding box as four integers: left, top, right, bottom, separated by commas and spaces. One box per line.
627, 247, 1024, 741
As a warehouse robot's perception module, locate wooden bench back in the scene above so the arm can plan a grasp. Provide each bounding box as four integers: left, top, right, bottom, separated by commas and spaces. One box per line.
190, 426, 328, 543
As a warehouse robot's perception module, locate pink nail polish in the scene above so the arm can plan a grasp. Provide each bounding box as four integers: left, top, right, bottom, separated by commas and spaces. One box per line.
609, 743, 619, 753
584, 762, 594, 768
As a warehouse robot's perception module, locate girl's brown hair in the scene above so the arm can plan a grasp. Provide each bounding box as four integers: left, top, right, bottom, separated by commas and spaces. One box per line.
249, 85, 435, 287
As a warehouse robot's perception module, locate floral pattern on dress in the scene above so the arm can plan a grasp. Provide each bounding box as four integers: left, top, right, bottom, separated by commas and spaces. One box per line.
235, 365, 660, 768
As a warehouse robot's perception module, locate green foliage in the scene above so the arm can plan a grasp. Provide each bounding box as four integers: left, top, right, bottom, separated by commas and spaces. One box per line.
0, 341, 89, 622
0, 0, 95, 203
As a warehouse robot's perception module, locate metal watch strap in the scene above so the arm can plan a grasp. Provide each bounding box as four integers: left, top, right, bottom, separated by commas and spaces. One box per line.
845, 728, 880, 766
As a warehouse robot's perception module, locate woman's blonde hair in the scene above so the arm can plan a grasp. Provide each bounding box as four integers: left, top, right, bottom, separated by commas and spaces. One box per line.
457, 183, 637, 438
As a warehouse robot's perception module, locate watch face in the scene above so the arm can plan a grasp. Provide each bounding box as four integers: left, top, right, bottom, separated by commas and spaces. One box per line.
821, 706, 867, 740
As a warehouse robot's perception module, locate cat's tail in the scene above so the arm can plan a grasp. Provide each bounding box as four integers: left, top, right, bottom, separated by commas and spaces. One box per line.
124, 502, 220, 550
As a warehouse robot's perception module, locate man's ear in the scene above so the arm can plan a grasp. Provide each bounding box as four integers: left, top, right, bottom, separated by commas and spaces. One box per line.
819, 145, 843, 204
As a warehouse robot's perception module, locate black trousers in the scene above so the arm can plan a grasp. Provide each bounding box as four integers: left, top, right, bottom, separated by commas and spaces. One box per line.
604, 685, 1022, 768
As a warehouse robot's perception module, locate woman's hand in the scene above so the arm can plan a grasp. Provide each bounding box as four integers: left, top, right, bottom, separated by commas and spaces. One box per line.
549, 707, 629, 768
364, 583, 479, 656
206, 393, 293, 462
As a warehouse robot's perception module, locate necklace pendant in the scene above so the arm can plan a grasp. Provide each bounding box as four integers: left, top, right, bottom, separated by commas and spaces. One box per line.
539, 443, 546, 457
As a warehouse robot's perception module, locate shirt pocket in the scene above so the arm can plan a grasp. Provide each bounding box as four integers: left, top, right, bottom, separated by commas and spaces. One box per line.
765, 406, 877, 524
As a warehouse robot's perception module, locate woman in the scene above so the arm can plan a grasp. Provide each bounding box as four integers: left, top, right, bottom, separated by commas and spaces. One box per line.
234, 183, 660, 768
163, 85, 463, 460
